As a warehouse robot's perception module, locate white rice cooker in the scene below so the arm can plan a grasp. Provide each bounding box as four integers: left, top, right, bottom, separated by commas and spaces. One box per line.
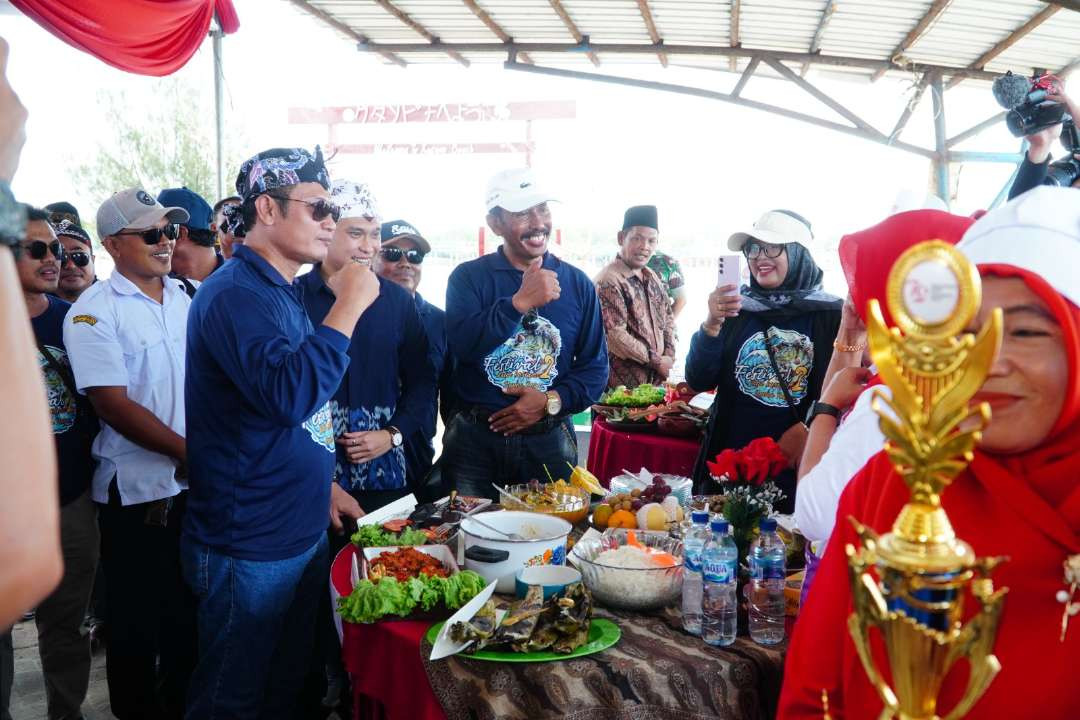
459, 511, 572, 593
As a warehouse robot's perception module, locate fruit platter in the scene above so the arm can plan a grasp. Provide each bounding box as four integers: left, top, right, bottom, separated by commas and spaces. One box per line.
591, 475, 686, 532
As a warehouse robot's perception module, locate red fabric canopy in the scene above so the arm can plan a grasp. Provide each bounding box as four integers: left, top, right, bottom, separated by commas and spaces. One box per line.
11, 0, 239, 76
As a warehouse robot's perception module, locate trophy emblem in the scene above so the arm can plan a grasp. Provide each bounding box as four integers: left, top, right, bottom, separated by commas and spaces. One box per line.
846, 240, 1008, 720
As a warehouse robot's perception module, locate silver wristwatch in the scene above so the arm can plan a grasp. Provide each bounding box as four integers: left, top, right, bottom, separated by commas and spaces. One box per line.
386, 426, 403, 447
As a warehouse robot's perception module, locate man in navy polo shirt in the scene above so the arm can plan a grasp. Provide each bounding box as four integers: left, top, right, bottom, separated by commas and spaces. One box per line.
443, 168, 608, 499
182, 147, 378, 719
377, 218, 453, 493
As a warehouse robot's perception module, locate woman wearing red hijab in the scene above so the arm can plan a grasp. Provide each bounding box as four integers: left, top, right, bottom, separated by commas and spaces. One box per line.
794, 210, 975, 605
780, 186, 1080, 718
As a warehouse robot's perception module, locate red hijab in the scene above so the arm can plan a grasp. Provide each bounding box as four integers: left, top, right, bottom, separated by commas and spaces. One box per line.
970, 265, 1080, 538
839, 209, 975, 328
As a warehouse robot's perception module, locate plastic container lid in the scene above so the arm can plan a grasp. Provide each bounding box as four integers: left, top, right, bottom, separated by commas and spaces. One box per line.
759, 517, 778, 532
710, 518, 729, 533
691, 511, 710, 524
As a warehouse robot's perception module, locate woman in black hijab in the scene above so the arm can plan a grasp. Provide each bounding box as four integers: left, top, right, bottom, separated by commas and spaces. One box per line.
686, 210, 842, 512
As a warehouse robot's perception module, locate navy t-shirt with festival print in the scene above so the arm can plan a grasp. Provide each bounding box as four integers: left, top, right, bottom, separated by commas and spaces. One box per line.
33, 295, 97, 506
445, 247, 609, 416
721, 314, 816, 452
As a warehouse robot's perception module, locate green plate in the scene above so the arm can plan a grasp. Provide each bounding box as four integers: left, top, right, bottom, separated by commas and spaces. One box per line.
425, 618, 620, 663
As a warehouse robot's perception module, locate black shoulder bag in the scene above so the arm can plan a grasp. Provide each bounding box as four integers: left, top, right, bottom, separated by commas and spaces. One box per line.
763, 326, 805, 427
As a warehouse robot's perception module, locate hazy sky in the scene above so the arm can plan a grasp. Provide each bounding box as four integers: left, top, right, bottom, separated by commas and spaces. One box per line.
1, 0, 1061, 320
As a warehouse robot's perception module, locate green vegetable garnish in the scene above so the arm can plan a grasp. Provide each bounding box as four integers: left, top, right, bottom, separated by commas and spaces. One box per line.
599, 384, 665, 408
350, 524, 428, 548
336, 570, 488, 624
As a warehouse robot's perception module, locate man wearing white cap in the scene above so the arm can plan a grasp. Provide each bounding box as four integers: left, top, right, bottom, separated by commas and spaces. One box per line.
64, 187, 197, 718
443, 168, 608, 499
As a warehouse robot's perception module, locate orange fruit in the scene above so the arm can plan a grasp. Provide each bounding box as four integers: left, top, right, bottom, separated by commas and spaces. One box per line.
607, 509, 637, 529
592, 504, 614, 528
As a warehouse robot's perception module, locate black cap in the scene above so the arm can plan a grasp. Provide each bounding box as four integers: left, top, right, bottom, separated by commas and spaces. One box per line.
380, 219, 431, 253
45, 201, 81, 227
622, 205, 658, 232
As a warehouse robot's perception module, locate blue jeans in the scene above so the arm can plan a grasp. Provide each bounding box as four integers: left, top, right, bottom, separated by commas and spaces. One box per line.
441, 412, 578, 501
180, 534, 328, 720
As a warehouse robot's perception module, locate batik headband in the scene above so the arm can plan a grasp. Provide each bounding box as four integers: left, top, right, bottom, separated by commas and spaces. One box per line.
223, 146, 332, 237
330, 180, 379, 220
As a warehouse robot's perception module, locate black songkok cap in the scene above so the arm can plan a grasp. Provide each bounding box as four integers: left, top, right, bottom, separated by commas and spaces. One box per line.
622, 205, 658, 232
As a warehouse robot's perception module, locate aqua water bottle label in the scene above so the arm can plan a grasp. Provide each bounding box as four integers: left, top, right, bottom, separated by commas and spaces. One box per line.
684, 548, 703, 573
703, 560, 732, 584
760, 558, 785, 581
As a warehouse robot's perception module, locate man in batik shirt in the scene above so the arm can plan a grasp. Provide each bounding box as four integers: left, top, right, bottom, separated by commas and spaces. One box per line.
595, 205, 676, 388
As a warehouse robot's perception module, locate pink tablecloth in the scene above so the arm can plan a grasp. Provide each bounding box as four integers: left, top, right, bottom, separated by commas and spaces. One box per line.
586, 417, 702, 488
331, 544, 447, 720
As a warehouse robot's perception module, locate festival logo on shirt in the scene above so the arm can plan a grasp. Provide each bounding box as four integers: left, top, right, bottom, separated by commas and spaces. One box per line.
734, 328, 813, 408
483, 312, 561, 392
37, 345, 76, 434
303, 402, 335, 452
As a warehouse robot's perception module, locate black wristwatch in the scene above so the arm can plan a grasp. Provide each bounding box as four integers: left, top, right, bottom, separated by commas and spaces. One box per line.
806, 401, 842, 425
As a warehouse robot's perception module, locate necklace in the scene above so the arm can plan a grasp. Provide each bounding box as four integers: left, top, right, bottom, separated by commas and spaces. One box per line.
1055, 554, 1080, 642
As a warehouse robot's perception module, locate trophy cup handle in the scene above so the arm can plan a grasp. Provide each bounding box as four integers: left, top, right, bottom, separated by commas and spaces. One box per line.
847, 575, 900, 718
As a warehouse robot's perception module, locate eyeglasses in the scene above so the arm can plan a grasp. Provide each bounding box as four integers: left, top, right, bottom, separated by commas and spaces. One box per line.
64, 250, 91, 268
21, 239, 64, 262
380, 247, 426, 265
267, 194, 341, 223
743, 240, 785, 260
116, 224, 180, 245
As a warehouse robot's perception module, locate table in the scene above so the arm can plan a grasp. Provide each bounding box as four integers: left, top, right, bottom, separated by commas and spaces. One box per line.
332, 544, 787, 720
587, 417, 702, 488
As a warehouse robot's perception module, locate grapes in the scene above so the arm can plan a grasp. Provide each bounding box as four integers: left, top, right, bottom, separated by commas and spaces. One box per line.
631, 499, 643, 511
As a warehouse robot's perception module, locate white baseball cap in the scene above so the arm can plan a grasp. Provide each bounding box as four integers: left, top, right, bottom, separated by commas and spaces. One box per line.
728, 209, 814, 252
958, 186, 1080, 307
96, 188, 189, 239
484, 168, 557, 213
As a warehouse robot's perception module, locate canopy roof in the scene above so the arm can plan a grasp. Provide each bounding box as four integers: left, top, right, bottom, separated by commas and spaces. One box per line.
286, 0, 1080, 84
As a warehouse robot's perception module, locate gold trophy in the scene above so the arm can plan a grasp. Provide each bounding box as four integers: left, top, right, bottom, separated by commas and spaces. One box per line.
846, 240, 1008, 720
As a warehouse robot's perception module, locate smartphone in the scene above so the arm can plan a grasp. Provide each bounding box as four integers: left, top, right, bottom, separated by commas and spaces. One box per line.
717, 254, 741, 294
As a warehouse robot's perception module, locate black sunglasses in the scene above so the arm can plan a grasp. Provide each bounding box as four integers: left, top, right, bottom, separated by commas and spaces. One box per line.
22, 239, 64, 262
380, 247, 426, 265
268, 194, 341, 223
116, 223, 180, 245
743, 240, 785, 260
64, 250, 91, 268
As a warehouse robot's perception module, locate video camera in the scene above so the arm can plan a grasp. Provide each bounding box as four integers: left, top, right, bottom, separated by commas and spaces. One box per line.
1046, 119, 1080, 187
993, 71, 1070, 137
994, 71, 1080, 187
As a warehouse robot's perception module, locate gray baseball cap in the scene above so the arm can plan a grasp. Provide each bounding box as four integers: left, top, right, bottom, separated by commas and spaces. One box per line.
96, 188, 189, 238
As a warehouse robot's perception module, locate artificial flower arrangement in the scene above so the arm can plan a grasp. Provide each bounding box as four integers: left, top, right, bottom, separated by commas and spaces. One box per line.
706, 437, 788, 565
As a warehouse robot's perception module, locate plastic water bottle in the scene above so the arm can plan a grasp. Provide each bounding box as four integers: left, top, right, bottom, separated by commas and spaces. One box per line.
681, 511, 710, 635
701, 518, 738, 646
748, 517, 787, 646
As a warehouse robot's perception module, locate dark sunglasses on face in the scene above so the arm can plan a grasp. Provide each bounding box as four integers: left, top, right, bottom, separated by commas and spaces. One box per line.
22, 239, 64, 262
116, 223, 180, 245
64, 250, 91, 268
743, 240, 785, 260
380, 247, 426, 265
269, 194, 341, 223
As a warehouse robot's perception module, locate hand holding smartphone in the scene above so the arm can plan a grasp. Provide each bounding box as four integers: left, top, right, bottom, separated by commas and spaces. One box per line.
717, 254, 741, 295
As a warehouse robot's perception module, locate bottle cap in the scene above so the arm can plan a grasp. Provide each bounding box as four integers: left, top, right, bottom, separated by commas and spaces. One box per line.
710, 518, 729, 533
759, 517, 778, 532
691, 511, 709, 524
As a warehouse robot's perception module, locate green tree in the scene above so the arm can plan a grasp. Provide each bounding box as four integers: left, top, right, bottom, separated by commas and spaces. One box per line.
73, 77, 245, 220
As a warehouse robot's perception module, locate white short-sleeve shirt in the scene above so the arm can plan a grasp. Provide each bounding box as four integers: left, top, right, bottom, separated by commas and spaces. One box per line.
794, 384, 891, 546
63, 272, 191, 506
